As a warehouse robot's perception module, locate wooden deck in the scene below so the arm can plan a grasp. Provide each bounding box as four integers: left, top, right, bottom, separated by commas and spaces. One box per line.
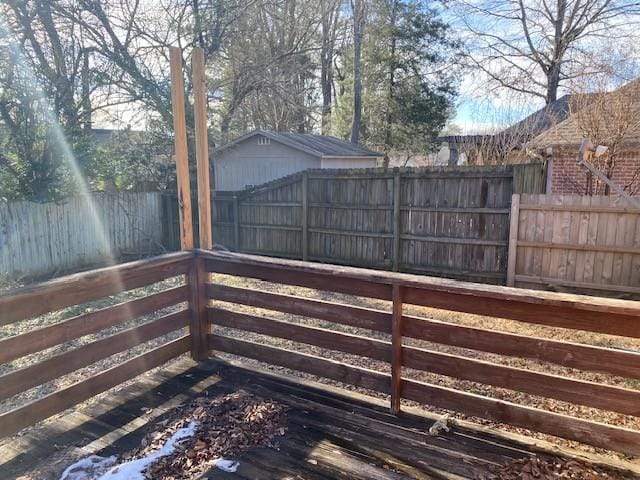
2, 358, 639, 480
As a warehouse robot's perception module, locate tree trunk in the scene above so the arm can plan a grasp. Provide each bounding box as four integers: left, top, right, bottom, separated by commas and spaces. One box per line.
383, 0, 398, 162
320, 1, 336, 135
350, 0, 365, 144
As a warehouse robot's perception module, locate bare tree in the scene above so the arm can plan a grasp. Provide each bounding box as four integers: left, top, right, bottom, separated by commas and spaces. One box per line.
349, 0, 365, 143
455, 0, 640, 104
320, 0, 343, 134
569, 77, 640, 195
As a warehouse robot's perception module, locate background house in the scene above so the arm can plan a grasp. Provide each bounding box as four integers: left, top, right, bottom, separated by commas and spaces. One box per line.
532, 80, 640, 195
214, 130, 383, 191
438, 95, 576, 166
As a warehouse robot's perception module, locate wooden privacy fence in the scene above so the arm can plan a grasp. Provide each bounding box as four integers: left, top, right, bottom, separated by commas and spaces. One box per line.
0, 192, 173, 280
508, 194, 640, 296
202, 249, 640, 457
212, 165, 545, 284
2, 248, 640, 457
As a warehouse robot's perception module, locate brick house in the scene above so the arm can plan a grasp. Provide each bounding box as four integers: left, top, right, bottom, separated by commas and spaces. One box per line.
532, 80, 640, 196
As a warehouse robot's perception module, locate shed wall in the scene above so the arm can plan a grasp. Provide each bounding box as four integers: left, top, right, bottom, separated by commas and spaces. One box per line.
214, 140, 319, 191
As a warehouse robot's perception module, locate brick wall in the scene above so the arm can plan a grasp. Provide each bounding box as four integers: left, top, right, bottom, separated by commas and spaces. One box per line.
549, 148, 640, 195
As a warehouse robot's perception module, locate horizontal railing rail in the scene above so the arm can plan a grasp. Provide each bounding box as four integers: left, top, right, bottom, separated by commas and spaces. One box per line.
3, 247, 640, 457
201, 249, 640, 456
0, 251, 195, 438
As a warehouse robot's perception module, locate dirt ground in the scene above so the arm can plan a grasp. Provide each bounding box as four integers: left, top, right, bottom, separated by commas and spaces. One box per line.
2, 271, 640, 465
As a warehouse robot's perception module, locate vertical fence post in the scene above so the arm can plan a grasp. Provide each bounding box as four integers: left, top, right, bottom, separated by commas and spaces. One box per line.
302, 171, 309, 261
390, 284, 403, 414
506, 193, 520, 287
169, 47, 193, 251
192, 47, 212, 250
392, 171, 401, 272
233, 196, 240, 251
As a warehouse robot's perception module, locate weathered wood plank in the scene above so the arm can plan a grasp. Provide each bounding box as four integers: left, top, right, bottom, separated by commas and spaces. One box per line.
188, 257, 209, 360
0, 285, 189, 364
208, 308, 391, 361
199, 250, 640, 320
208, 334, 390, 394
0, 252, 191, 326
402, 379, 640, 457
506, 194, 520, 286
206, 283, 391, 333
402, 345, 640, 416
204, 254, 390, 300
192, 47, 212, 250
169, 47, 194, 251
403, 314, 640, 380
0, 337, 190, 438
390, 285, 403, 414
0, 310, 189, 401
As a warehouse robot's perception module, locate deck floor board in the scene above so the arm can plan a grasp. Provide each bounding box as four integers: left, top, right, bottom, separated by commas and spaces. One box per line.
1, 358, 638, 479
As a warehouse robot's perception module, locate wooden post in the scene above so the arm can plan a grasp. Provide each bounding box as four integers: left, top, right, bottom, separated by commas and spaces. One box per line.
506, 193, 520, 287
390, 284, 403, 414
192, 47, 212, 250
301, 171, 309, 261
187, 256, 209, 361
233, 196, 240, 251
169, 47, 193, 251
392, 171, 401, 272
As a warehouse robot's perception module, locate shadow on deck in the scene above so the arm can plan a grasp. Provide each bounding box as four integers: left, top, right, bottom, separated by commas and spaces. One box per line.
2, 358, 637, 480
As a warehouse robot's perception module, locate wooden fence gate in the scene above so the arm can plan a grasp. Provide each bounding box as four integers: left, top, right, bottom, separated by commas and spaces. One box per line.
210, 165, 544, 284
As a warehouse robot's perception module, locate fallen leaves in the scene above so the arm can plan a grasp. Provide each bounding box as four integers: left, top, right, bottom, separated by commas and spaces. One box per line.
126, 390, 287, 479
480, 456, 631, 479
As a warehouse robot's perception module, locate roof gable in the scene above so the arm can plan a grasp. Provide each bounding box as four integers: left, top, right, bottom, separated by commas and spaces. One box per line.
216, 130, 383, 158
532, 79, 640, 147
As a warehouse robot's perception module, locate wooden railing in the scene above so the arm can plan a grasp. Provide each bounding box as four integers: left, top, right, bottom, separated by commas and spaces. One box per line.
0, 251, 194, 438
201, 249, 640, 457
2, 248, 640, 457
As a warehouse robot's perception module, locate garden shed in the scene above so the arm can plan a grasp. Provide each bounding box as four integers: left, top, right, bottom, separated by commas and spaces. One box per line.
214, 129, 383, 190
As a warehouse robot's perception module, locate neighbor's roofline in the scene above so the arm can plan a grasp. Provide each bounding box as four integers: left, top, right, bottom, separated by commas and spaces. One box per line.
214, 129, 382, 158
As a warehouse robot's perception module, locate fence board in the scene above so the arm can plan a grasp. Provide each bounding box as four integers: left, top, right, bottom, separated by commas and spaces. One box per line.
0, 192, 168, 280
210, 166, 545, 284
512, 194, 640, 297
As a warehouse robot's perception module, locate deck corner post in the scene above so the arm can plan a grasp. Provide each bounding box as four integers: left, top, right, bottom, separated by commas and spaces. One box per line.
390, 283, 403, 415
188, 255, 210, 361
506, 193, 520, 287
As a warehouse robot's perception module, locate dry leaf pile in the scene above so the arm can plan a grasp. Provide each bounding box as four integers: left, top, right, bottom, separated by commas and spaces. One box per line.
126, 390, 287, 479
480, 456, 631, 480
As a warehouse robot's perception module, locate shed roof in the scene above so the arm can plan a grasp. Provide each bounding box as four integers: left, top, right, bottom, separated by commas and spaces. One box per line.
216, 130, 383, 158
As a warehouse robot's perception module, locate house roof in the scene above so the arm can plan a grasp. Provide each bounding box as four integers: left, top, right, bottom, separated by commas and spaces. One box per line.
439, 95, 577, 148
215, 130, 383, 158
532, 80, 640, 147
501, 94, 574, 139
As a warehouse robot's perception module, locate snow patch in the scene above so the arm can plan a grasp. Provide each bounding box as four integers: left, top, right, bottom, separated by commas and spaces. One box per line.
59, 422, 198, 480
59, 455, 118, 480
215, 458, 240, 472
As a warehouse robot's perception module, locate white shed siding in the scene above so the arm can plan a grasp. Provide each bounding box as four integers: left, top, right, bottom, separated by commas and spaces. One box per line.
320, 157, 379, 169
215, 139, 319, 191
